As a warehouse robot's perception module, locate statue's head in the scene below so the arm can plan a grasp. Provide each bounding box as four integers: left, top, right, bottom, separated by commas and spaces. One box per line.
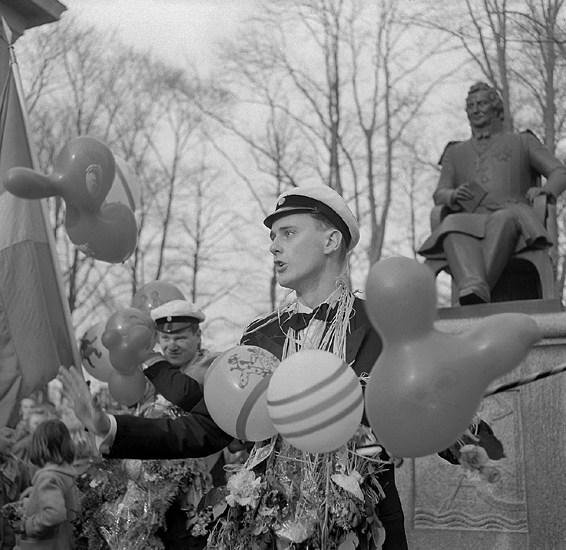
466, 82, 504, 129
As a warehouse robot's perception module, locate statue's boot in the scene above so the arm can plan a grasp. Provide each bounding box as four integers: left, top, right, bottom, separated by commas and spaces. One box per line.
443, 233, 490, 305
482, 210, 520, 289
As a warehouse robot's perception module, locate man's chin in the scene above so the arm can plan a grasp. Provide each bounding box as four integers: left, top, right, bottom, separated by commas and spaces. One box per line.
276, 274, 295, 290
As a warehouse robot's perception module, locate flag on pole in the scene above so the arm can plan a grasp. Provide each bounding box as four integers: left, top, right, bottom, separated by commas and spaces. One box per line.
0, 20, 80, 428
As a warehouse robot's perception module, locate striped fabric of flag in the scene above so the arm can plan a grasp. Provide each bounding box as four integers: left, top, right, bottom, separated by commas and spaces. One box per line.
0, 23, 79, 428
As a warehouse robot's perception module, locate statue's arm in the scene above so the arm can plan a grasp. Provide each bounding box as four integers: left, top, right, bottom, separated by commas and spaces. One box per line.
527, 132, 566, 200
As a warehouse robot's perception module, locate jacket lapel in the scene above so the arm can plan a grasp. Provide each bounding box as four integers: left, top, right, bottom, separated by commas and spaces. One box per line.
346, 323, 370, 365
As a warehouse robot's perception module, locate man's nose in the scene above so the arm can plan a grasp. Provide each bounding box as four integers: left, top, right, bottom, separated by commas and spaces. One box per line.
270, 239, 281, 255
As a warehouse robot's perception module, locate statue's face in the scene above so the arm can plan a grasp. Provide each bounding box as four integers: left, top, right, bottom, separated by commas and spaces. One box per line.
466, 90, 496, 130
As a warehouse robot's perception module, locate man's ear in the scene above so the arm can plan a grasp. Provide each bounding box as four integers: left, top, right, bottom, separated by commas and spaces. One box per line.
324, 229, 343, 255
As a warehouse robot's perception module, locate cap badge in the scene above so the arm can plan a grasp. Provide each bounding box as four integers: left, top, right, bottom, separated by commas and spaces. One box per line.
277, 197, 286, 207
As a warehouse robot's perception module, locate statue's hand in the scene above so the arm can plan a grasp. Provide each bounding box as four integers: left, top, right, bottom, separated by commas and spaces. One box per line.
525, 186, 549, 203
453, 183, 474, 203
58, 365, 111, 437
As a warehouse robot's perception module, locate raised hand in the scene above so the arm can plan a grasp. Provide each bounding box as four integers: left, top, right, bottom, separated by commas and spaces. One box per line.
58, 366, 111, 437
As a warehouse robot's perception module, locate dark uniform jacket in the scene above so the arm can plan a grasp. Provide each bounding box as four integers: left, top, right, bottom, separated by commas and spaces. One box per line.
107, 298, 407, 549
419, 130, 566, 259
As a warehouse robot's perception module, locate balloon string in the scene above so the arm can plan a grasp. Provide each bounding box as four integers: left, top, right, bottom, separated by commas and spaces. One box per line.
484, 361, 566, 397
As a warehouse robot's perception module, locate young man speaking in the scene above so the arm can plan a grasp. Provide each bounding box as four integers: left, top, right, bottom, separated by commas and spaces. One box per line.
60, 185, 408, 549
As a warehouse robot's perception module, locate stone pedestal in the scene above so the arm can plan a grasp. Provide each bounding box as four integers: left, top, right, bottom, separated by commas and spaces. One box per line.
396, 311, 566, 550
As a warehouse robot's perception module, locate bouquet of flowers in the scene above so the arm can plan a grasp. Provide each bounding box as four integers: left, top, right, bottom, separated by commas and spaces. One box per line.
74, 456, 213, 550
437, 417, 505, 483
1, 499, 25, 532
200, 425, 389, 550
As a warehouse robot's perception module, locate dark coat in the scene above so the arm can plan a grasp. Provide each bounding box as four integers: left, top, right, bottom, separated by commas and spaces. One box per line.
241, 298, 407, 550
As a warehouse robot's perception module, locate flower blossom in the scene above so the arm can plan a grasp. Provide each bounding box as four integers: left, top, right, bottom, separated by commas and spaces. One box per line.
459, 444, 489, 471
479, 465, 501, 483
225, 469, 264, 509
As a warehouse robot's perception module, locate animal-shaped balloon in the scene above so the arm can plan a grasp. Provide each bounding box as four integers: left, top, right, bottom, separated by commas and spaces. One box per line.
131, 281, 185, 313
4, 136, 137, 263
108, 367, 147, 407
364, 256, 541, 458
101, 307, 157, 374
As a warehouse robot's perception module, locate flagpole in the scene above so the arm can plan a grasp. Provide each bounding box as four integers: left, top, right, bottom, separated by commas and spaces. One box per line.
2, 19, 83, 371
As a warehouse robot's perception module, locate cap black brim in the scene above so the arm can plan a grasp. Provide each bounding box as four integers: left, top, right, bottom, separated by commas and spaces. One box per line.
263, 206, 317, 228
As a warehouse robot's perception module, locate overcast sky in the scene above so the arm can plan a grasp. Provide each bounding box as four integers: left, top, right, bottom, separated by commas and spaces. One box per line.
62, 0, 256, 72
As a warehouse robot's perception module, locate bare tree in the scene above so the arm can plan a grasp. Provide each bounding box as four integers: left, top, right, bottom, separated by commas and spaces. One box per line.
17, 18, 241, 337
204, 0, 453, 293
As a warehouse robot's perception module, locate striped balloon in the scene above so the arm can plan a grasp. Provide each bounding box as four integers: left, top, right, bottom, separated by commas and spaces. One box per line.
267, 349, 363, 454
204, 346, 279, 442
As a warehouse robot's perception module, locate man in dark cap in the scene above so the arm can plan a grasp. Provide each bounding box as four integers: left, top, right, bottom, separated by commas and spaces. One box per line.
60, 185, 407, 549
140, 299, 210, 416
418, 81, 566, 304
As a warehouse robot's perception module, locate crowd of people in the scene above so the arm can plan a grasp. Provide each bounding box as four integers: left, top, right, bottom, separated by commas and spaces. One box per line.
1, 184, 410, 549
8, 92, 552, 549
0, 390, 95, 550
1, 317, 249, 550
54, 184, 409, 550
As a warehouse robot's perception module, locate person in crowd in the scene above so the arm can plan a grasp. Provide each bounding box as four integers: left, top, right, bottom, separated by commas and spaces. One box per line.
137, 299, 214, 418
0, 426, 30, 550
59, 185, 408, 549
13, 399, 36, 444
136, 300, 224, 550
58, 400, 97, 474
418, 81, 566, 304
12, 408, 55, 469
13, 420, 78, 550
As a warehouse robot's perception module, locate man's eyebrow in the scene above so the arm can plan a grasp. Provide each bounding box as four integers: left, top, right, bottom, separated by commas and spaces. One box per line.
274, 224, 298, 232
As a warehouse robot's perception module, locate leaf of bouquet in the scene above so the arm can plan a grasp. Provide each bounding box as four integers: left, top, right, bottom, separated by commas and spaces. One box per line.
197, 485, 228, 516
338, 531, 358, 550
331, 473, 364, 501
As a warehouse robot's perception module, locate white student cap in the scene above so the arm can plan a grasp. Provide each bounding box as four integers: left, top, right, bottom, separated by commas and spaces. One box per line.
150, 299, 205, 333
263, 185, 360, 251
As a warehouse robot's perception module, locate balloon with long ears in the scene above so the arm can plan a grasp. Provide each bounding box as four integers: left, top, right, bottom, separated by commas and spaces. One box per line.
131, 281, 185, 313
101, 307, 157, 375
363, 256, 541, 458
108, 367, 147, 407
4, 136, 137, 264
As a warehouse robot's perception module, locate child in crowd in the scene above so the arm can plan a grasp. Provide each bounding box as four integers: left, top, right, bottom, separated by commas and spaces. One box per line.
0, 426, 30, 550
13, 408, 55, 468
14, 419, 78, 550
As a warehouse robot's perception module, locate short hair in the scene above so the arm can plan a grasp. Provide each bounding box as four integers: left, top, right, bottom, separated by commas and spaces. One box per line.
309, 210, 348, 263
29, 419, 75, 468
467, 82, 505, 120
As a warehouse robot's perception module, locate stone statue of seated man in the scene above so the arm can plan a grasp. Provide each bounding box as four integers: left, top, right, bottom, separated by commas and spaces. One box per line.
418, 81, 566, 305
